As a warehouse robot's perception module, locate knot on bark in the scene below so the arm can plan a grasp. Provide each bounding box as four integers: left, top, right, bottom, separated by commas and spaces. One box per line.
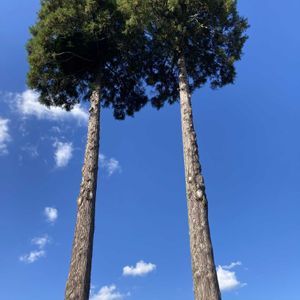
196, 189, 203, 200
77, 197, 83, 207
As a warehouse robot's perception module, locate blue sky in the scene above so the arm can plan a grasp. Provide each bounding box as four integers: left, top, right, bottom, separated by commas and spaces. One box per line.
0, 1, 300, 299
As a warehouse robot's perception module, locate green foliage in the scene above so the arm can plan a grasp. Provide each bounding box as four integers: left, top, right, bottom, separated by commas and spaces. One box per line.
27, 0, 148, 119
119, 0, 248, 108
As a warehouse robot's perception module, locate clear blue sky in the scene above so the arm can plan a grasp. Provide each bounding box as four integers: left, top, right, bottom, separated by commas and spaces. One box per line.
0, 1, 299, 299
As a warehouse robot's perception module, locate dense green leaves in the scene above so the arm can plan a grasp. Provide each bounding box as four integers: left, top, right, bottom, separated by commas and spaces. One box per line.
28, 0, 248, 116
119, 0, 248, 108
27, 0, 148, 119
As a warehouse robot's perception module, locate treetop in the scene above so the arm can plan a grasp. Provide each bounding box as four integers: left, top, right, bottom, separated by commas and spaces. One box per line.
120, 0, 248, 108
27, 0, 148, 119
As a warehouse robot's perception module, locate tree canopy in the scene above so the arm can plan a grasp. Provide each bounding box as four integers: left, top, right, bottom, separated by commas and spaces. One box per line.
119, 0, 248, 108
27, 0, 148, 119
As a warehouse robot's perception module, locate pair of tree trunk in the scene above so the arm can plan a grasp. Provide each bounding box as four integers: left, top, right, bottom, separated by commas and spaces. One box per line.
64, 55, 220, 300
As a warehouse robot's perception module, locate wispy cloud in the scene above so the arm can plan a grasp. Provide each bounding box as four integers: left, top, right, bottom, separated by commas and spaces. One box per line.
54, 141, 73, 168
32, 235, 50, 249
99, 154, 121, 176
0, 117, 10, 155
44, 207, 58, 224
123, 260, 156, 277
19, 250, 45, 264
19, 235, 50, 264
90, 285, 127, 300
217, 261, 246, 292
222, 261, 242, 270
11, 89, 88, 123
21, 144, 39, 158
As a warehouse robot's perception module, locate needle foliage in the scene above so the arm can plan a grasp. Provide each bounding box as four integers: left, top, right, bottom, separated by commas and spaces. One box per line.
119, 0, 248, 107
27, 0, 148, 119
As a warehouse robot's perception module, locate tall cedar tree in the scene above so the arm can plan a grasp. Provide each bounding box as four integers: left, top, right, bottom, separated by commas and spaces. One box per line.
27, 1, 148, 299
119, 0, 248, 299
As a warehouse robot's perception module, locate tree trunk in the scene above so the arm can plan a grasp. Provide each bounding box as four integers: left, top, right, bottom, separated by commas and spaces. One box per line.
178, 54, 221, 300
65, 83, 101, 300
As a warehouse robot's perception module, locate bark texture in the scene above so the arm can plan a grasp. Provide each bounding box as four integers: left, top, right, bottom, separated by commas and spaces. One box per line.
178, 54, 221, 300
65, 84, 101, 300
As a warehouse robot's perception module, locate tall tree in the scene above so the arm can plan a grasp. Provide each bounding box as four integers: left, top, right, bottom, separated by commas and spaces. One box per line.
119, 1, 248, 299
27, 1, 148, 299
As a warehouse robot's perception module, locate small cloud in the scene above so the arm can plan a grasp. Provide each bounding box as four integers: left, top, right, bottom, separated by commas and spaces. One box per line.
0, 117, 10, 155
123, 260, 156, 277
44, 207, 58, 224
19, 121, 28, 137
19, 250, 45, 264
217, 261, 246, 292
32, 235, 50, 249
222, 261, 242, 270
21, 144, 39, 158
51, 126, 62, 134
19, 235, 50, 264
12, 89, 88, 123
99, 154, 121, 176
54, 141, 73, 168
90, 285, 126, 300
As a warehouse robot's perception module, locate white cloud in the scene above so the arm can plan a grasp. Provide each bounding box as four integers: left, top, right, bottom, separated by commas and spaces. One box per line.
44, 207, 58, 224
21, 144, 39, 158
54, 142, 73, 167
19, 235, 50, 264
19, 250, 45, 264
217, 261, 246, 292
32, 235, 50, 249
99, 154, 121, 176
14, 89, 88, 123
123, 260, 156, 277
90, 285, 126, 300
0, 118, 10, 155
222, 261, 242, 270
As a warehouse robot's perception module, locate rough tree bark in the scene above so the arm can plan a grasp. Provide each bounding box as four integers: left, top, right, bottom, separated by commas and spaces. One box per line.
178, 54, 221, 300
65, 83, 101, 300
